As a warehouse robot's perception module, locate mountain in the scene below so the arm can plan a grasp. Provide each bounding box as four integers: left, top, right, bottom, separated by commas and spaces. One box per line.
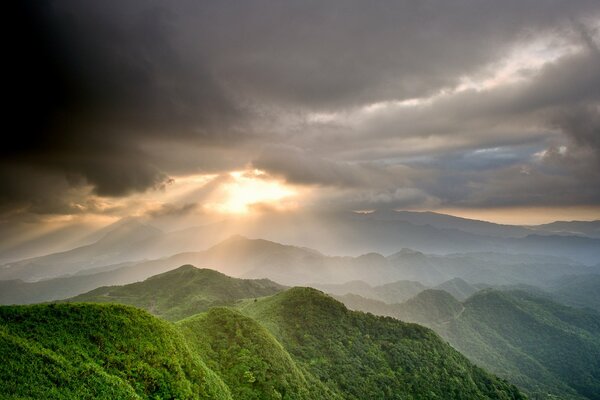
3, 211, 600, 284
1, 270, 527, 399
178, 307, 339, 400
380, 210, 534, 238
0, 303, 232, 399
238, 287, 525, 400
335, 289, 464, 326
529, 220, 600, 239
0, 220, 164, 281
3, 235, 598, 305
337, 288, 600, 400
386, 250, 598, 287
435, 277, 479, 300
546, 274, 600, 311
66, 265, 285, 321
313, 279, 427, 303
481, 274, 600, 313
163, 236, 598, 286
286, 211, 600, 263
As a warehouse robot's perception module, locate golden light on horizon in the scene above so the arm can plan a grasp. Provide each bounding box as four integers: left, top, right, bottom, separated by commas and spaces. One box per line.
436, 206, 600, 225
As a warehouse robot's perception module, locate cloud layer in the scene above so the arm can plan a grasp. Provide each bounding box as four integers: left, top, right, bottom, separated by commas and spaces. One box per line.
3, 0, 600, 222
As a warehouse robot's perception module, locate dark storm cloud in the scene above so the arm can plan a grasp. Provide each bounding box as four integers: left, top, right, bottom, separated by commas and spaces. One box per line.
3, 0, 600, 217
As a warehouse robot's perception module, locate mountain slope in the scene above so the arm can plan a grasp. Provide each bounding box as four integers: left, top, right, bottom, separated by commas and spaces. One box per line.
0, 221, 163, 281
387, 210, 533, 238
547, 274, 600, 311
239, 287, 525, 400
67, 265, 285, 321
529, 220, 600, 238
338, 288, 600, 400
313, 279, 427, 303
178, 307, 340, 400
0, 303, 232, 400
435, 277, 479, 300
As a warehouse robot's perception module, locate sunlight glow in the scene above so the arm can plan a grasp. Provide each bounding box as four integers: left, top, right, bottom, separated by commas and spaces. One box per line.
208, 170, 297, 214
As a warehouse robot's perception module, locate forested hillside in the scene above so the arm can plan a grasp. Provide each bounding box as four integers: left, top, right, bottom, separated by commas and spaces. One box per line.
0, 279, 528, 400
239, 287, 525, 400
0, 303, 232, 399
337, 287, 600, 400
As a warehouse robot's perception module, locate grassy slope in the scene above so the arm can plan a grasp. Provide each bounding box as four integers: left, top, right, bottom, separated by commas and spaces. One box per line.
239, 287, 525, 400
178, 307, 341, 400
0, 303, 231, 400
67, 265, 285, 321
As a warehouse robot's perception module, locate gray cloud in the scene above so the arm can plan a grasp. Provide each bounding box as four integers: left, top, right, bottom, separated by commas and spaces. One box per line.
4, 0, 600, 219
253, 145, 410, 188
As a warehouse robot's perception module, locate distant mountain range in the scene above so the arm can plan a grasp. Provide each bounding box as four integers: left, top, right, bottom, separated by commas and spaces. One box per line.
2, 234, 599, 305
1, 211, 599, 284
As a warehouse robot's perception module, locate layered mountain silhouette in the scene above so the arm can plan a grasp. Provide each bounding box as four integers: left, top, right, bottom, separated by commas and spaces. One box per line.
2, 211, 599, 284
2, 234, 599, 305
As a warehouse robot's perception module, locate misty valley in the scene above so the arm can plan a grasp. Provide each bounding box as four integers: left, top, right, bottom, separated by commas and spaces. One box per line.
1, 211, 599, 399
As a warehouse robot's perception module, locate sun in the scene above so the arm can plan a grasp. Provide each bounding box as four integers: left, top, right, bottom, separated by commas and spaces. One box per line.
211, 170, 297, 214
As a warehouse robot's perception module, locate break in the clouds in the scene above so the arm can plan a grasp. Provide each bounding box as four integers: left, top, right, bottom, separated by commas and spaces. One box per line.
3, 0, 600, 222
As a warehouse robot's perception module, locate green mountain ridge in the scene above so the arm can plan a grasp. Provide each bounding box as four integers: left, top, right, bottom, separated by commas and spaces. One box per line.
65, 265, 285, 321
1, 267, 529, 399
178, 307, 340, 400
238, 287, 525, 400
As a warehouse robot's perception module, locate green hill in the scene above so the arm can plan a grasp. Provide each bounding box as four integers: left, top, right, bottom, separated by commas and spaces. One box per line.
0, 303, 231, 400
66, 265, 285, 321
337, 287, 600, 400
178, 307, 340, 400
238, 287, 525, 400
547, 274, 600, 311
441, 291, 600, 400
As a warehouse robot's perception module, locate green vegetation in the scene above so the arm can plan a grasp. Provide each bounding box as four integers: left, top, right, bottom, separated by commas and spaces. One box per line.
434, 278, 479, 301
178, 307, 339, 400
547, 274, 600, 312
337, 287, 600, 400
441, 291, 600, 400
67, 265, 284, 321
315, 279, 427, 304
239, 287, 525, 400
0, 303, 232, 400
0, 284, 528, 399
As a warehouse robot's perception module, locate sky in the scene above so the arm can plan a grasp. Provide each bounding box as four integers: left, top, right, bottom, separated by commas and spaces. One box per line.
3, 0, 600, 240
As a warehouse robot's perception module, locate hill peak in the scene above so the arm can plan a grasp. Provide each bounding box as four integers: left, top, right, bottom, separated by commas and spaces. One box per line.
146, 264, 225, 279
67, 266, 285, 321
390, 248, 425, 258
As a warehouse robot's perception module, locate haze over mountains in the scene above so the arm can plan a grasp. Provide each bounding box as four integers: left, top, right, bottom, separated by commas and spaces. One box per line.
1, 211, 599, 306
2, 211, 599, 280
